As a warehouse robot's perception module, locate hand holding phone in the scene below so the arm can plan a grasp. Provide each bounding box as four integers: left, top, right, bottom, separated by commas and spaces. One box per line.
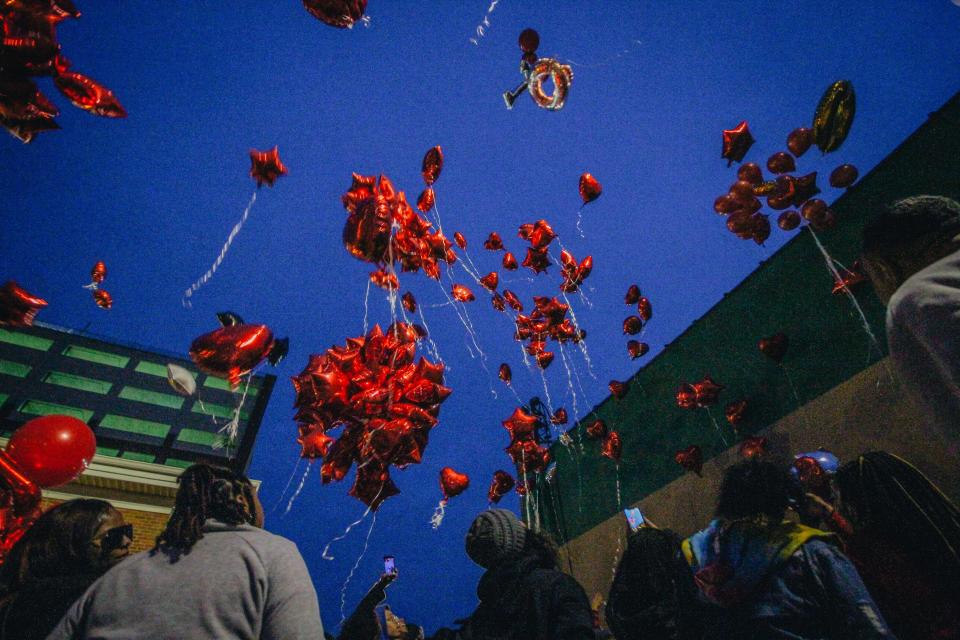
383, 555, 397, 576
624, 508, 645, 532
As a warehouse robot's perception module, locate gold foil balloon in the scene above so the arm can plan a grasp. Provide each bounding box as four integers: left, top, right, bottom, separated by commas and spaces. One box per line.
812, 80, 856, 153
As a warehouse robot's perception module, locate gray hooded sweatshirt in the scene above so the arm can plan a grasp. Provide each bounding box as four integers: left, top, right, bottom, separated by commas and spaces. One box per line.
45, 520, 324, 640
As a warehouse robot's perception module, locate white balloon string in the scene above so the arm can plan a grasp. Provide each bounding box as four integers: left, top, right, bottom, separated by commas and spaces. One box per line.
182, 190, 257, 308
468, 0, 499, 45
339, 508, 379, 626
283, 461, 314, 517
271, 457, 304, 514
322, 484, 383, 561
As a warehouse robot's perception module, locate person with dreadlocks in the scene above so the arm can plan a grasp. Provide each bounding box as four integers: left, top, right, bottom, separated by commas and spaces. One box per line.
861, 195, 960, 441
801, 451, 960, 640
682, 458, 895, 639
46, 463, 324, 639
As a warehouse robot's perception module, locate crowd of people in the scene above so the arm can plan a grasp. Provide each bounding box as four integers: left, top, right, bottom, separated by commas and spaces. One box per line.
0, 195, 958, 639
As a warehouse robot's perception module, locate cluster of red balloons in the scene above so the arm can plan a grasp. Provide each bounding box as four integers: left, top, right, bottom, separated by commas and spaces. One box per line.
0, 280, 47, 326
302, 0, 367, 29
517, 219, 556, 274
82, 260, 112, 310
1, 414, 96, 561
676, 376, 724, 410
189, 313, 288, 389
0, 1, 126, 143
292, 323, 450, 510
502, 407, 551, 489
714, 81, 860, 244
559, 248, 593, 294
341, 151, 455, 290
514, 296, 585, 370
623, 284, 651, 359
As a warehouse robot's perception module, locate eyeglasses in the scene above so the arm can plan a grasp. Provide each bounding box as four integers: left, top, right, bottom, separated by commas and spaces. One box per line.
99, 524, 134, 552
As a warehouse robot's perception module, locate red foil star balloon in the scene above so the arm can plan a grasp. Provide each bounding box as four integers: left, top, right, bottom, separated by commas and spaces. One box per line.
484, 232, 504, 251
551, 408, 568, 425
417, 188, 435, 213
249, 146, 288, 188
402, 291, 417, 313
585, 419, 607, 440
502, 252, 519, 271
0, 281, 47, 326
452, 284, 475, 302
53, 71, 126, 118
498, 363, 512, 385
724, 399, 748, 428
738, 436, 767, 459
721, 121, 755, 166
609, 380, 628, 399
502, 407, 538, 443
453, 232, 467, 250
479, 272, 499, 291
601, 431, 622, 463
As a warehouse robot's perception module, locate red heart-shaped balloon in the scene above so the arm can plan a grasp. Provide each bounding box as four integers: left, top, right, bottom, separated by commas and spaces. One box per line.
675, 445, 704, 476
758, 332, 788, 363
440, 467, 470, 499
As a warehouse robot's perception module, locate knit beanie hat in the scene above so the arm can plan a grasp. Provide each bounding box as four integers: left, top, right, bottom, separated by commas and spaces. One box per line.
465, 508, 527, 568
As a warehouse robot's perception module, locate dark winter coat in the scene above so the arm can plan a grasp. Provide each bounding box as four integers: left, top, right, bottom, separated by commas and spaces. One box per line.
429, 554, 594, 640
0, 575, 95, 640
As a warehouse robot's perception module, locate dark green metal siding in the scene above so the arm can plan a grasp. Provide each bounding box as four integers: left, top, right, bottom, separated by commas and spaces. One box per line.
538, 92, 960, 543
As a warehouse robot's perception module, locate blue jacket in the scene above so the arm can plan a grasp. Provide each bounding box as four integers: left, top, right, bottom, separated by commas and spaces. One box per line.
683, 519, 896, 640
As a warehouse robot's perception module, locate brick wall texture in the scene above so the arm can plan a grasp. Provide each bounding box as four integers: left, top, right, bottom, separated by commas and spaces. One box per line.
40, 498, 170, 554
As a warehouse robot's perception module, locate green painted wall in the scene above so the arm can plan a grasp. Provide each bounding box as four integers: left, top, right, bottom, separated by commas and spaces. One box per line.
536, 92, 960, 544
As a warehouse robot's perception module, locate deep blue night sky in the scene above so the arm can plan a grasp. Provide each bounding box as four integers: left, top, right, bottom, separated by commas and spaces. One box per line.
3, 1, 960, 633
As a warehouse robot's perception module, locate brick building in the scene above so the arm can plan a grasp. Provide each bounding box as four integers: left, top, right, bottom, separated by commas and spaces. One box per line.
0, 322, 274, 550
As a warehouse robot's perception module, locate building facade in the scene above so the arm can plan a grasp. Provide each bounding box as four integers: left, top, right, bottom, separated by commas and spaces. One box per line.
0, 322, 274, 551
531, 91, 960, 606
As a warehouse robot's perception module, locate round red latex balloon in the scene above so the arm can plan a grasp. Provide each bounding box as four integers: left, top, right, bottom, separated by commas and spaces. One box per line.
737, 163, 763, 186
786, 127, 814, 157
6, 415, 96, 488
766, 152, 796, 175
518, 28, 540, 53
601, 431, 622, 463
829, 164, 859, 188
624, 284, 641, 305
777, 210, 801, 231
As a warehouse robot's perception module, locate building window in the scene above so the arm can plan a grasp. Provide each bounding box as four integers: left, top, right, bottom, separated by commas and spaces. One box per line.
118, 386, 184, 410
62, 345, 130, 368
192, 401, 249, 421
96, 446, 120, 457
176, 428, 219, 447
44, 371, 113, 394
99, 414, 171, 439
0, 359, 31, 378
120, 451, 156, 463
203, 376, 259, 397
0, 328, 53, 351
0, 393, 8, 405
164, 458, 194, 468
134, 361, 182, 378
19, 400, 94, 422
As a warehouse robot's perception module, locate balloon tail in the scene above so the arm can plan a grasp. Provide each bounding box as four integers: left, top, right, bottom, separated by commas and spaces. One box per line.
322, 486, 382, 561
557, 39, 644, 69
467, 0, 499, 45
416, 306, 445, 363
271, 457, 304, 514
575, 206, 585, 239
362, 278, 372, 335
182, 190, 258, 307
338, 508, 379, 627
282, 461, 313, 517
430, 498, 449, 529
706, 408, 729, 447
808, 228, 882, 361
